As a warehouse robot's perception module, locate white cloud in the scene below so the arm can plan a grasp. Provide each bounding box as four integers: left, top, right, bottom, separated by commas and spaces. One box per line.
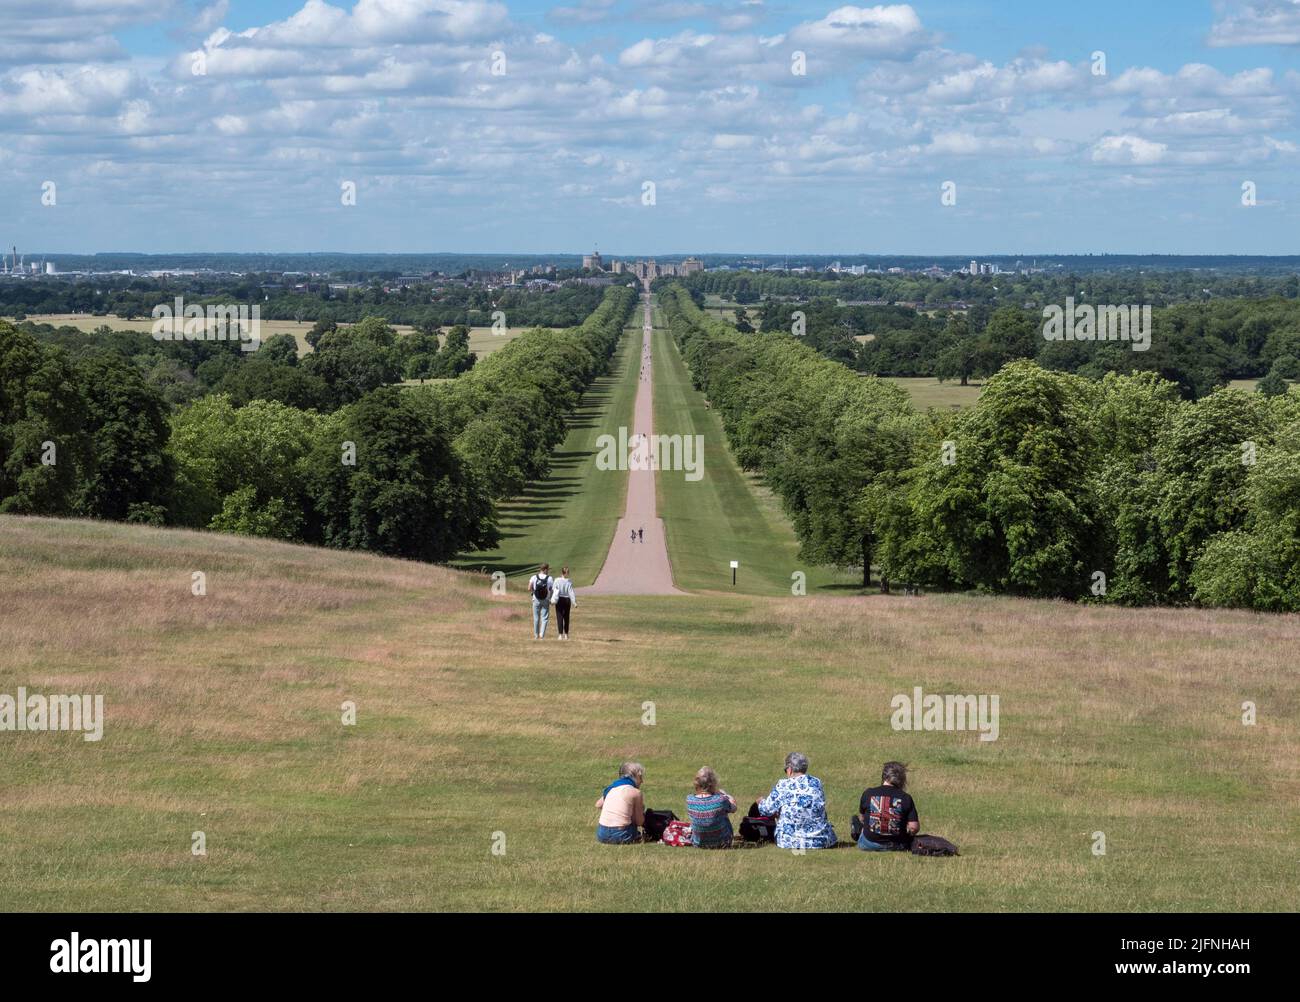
1208, 0, 1300, 46
785, 4, 930, 59
191, 1, 230, 35
0, 0, 169, 66
1090, 134, 1168, 165
2, 65, 138, 115
920, 59, 1083, 106
1, 0, 1298, 252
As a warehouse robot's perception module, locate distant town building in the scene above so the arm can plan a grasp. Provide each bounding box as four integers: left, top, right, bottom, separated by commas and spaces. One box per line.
579, 251, 704, 281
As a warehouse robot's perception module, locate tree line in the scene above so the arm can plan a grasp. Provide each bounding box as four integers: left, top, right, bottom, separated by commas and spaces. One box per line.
15, 315, 475, 412
746, 293, 1300, 399
678, 267, 1300, 311
0, 285, 638, 562
659, 283, 1300, 612
676, 269, 1300, 398
1, 278, 620, 330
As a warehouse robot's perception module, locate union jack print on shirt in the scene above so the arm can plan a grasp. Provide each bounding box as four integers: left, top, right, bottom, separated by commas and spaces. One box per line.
868, 795, 902, 835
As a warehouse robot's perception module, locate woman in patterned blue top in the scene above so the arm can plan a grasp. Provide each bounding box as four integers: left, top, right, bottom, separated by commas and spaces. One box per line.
755, 751, 837, 850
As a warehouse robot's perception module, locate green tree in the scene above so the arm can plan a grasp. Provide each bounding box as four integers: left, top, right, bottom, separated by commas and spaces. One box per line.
305, 317, 337, 348
1154, 388, 1268, 600
431, 325, 476, 378
1271, 354, 1300, 380
259, 333, 301, 366
0, 323, 91, 514
73, 352, 173, 520
1258, 368, 1288, 396
169, 394, 319, 537
216, 358, 332, 411
909, 362, 1103, 596
1192, 411, 1300, 610
306, 386, 496, 561
934, 313, 995, 387
302, 316, 402, 404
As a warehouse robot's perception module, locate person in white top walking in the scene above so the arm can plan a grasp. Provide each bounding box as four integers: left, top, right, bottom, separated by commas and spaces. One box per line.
527, 563, 553, 639
550, 566, 577, 639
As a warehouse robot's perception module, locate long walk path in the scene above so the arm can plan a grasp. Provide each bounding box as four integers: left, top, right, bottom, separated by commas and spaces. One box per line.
586, 293, 682, 595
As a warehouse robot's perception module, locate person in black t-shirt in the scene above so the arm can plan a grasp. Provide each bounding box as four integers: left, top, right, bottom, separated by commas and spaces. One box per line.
857, 761, 920, 851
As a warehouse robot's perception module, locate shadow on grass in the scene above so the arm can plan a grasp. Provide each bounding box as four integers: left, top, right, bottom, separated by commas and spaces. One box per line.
448, 557, 539, 576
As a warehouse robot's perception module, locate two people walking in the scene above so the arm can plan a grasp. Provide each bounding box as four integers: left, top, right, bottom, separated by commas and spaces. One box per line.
528, 563, 577, 640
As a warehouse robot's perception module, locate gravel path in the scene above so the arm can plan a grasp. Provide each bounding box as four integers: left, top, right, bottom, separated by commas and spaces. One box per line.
586, 294, 684, 595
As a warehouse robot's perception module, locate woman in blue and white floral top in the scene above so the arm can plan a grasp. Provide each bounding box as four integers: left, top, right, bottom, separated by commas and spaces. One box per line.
755, 751, 837, 850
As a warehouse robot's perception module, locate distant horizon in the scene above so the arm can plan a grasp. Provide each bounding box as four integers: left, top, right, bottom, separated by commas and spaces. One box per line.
21, 251, 1300, 262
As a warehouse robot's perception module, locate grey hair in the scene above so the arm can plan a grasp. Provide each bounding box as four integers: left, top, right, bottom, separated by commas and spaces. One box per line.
784, 751, 808, 774
618, 761, 644, 785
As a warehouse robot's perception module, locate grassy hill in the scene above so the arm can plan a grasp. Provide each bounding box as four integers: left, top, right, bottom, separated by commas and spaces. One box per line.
2, 516, 1297, 911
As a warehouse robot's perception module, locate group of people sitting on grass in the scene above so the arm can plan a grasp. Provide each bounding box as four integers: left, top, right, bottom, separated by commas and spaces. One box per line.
594, 752, 920, 851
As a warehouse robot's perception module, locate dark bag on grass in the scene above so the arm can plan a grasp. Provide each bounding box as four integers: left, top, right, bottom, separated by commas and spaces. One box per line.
642, 809, 676, 843
739, 802, 779, 843
910, 834, 959, 857
849, 815, 863, 841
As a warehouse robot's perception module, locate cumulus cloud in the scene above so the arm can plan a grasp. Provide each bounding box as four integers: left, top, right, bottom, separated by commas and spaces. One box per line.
0, 0, 171, 66
231, 0, 511, 49
2, 65, 139, 116
2, 0, 1298, 251
918, 58, 1084, 107
1208, 0, 1300, 46
1090, 134, 1169, 165
785, 4, 931, 59
190, 1, 230, 35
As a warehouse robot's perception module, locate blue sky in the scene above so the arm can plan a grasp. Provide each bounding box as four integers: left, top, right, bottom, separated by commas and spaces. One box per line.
4, 0, 1300, 255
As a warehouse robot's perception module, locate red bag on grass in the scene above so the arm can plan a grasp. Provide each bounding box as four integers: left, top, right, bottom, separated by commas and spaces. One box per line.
661, 820, 694, 847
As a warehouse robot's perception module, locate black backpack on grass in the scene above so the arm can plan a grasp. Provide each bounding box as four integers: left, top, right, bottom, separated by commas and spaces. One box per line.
642, 809, 676, 843
739, 802, 779, 843
910, 834, 959, 857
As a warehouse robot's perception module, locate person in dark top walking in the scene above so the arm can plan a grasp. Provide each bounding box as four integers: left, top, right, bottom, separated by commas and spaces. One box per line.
550, 566, 577, 639
637, 527, 643, 543
858, 761, 919, 851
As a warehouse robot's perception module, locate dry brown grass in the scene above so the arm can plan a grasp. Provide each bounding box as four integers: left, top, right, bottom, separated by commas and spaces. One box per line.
1, 515, 1297, 911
